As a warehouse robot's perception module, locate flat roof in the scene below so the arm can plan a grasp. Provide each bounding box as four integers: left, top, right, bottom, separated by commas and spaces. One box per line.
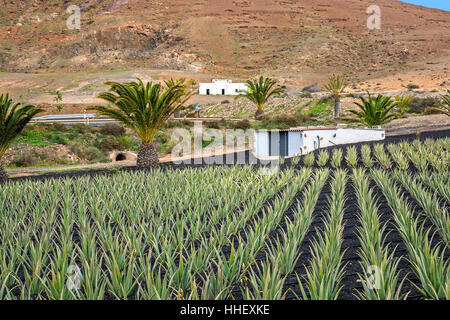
255, 127, 339, 133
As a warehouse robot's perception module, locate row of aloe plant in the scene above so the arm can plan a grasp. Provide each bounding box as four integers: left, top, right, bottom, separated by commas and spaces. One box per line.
371, 169, 450, 299
299, 137, 448, 171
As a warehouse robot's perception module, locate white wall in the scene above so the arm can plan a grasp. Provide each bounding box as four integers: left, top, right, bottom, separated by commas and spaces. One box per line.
253, 128, 386, 157
199, 80, 248, 96
254, 131, 270, 156
288, 132, 303, 157
301, 128, 385, 153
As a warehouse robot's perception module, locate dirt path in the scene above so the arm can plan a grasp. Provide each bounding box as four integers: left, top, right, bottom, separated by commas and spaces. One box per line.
6, 147, 250, 178
6, 115, 450, 178
385, 114, 450, 136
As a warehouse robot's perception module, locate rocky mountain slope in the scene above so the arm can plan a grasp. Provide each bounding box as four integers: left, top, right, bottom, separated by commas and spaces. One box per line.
1, 0, 448, 82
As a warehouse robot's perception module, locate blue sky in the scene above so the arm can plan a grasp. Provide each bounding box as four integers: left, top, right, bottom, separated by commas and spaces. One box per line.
399, 0, 450, 11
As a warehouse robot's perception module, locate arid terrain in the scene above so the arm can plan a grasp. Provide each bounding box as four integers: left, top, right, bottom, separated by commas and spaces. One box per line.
0, 0, 448, 113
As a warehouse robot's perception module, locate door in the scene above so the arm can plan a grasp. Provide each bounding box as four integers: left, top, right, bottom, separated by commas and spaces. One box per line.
222, 89, 225, 95
206, 89, 210, 95
269, 132, 288, 156
280, 132, 289, 157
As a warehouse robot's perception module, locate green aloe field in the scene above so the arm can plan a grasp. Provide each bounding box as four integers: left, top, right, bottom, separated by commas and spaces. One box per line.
0, 137, 448, 300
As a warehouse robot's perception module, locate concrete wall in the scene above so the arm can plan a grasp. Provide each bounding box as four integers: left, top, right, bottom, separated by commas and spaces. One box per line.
254, 131, 270, 156
301, 128, 385, 153
288, 132, 303, 156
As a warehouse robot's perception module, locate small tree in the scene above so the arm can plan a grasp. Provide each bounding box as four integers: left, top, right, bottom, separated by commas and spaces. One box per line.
88, 79, 189, 168
0, 94, 43, 180
349, 92, 399, 128
394, 95, 413, 115
235, 76, 285, 119
432, 89, 450, 117
324, 75, 347, 118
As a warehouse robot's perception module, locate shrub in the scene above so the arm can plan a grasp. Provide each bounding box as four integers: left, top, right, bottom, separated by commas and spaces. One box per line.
12, 150, 35, 167
100, 123, 125, 137
256, 112, 308, 129
299, 92, 312, 98
233, 119, 251, 130
95, 138, 123, 152
423, 107, 442, 115
85, 146, 108, 163
118, 136, 135, 150
46, 133, 67, 145
407, 84, 419, 90
70, 123, 94, 134
51, 123, 68, 132
406, 97, 439, 114
206, 120, 224, 129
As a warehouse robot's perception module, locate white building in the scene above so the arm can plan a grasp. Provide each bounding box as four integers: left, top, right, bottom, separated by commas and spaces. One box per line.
254, 127, 386, 157
199, 79, 248, 96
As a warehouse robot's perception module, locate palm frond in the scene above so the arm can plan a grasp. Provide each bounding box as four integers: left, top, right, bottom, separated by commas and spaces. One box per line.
348, 92, 399, 128
235, 76, 285, 113
324, 75, 347, 100
0, 93, 43, 158
88, 78, 189, 143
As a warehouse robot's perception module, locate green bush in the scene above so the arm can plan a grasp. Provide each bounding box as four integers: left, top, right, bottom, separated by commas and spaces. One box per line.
99, 124, 125, 137
254, 112, 308, 129
407, 84, 420, 90
12, 150, 35, 167
118, 136, 135, 150
85, 147, 108, 163
406, 97, 439, 114
70, 123, 95, 135
95, 138, 123, 152
50, 123, 68, 132
46, 133, 67, 145
232, 119, 252, 130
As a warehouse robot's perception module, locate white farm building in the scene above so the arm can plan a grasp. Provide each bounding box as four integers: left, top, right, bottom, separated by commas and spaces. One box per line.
254, 127, 386, 157
199, 79, 248, 96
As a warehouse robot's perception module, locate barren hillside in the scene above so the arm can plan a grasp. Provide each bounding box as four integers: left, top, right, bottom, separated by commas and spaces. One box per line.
0, 0, 448, 77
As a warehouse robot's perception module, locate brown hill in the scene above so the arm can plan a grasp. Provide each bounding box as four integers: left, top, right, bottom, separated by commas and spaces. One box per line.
0, 0, 449, 86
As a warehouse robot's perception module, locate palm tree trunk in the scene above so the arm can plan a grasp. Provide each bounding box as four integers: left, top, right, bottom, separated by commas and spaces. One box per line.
137, 142, 159, 167
255, 106, 264, 119
334, 99, 341, 118
0, 163, 7, 181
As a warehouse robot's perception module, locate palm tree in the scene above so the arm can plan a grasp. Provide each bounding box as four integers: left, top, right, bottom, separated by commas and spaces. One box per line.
88, 79, 189, 167
0, 94, 43, 180
235, 76, 285, 119
324, 75, 347, 118
432, 89, 450, 117
165, 78, 195, 118
394, 95, 413, 115
349, 92, 399, 128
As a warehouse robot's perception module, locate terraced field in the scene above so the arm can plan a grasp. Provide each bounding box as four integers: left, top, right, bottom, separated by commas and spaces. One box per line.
0, 135, 448, 300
